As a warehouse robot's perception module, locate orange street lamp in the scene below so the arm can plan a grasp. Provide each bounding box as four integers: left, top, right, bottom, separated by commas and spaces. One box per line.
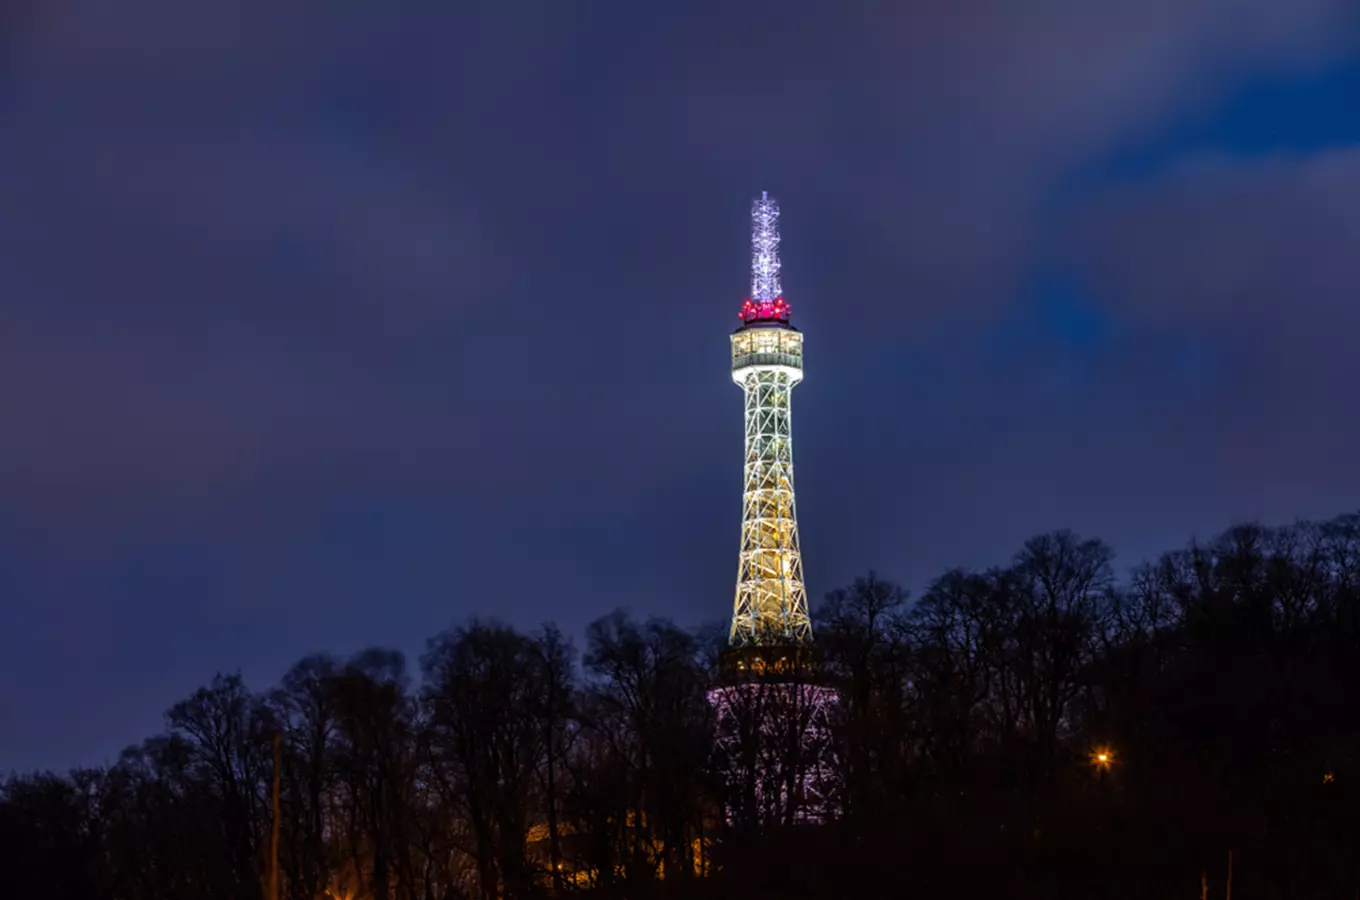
1091, 746, 1115, 772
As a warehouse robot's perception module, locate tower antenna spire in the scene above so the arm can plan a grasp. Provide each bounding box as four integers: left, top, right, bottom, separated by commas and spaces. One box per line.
742, 191, 788, 322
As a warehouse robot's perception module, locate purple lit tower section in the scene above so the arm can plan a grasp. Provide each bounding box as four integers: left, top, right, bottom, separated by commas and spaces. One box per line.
708, 193, 838, 826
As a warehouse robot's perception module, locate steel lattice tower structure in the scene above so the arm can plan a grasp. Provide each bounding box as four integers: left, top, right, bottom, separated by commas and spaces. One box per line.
710, 193, 837, 827
729, 192, 811, 647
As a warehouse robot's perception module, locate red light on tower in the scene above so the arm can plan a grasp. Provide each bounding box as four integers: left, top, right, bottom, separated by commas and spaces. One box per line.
739, 296, 791, 323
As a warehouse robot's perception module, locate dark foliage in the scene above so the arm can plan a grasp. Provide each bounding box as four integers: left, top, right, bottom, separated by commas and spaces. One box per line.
6, 515, 1360, 898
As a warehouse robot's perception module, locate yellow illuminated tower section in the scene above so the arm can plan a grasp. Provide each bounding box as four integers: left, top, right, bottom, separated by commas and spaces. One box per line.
728, 192, 812, 647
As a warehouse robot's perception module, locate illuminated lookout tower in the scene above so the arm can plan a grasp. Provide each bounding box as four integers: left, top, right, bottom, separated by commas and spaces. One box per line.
728, 192, 812, 650
710, 193, 836, 827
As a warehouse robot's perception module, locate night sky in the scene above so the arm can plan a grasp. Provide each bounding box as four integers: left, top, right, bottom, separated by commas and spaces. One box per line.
4, 1, 1360, 774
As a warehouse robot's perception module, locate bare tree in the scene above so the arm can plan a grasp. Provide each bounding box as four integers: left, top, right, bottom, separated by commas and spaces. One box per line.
580, 611, 714, 885
423, 622, 547, 900
816, 572, 907, 817
328, 649, 418, 900
268, 654, 340, 900
532, 625, 576, 893
166, 672, 273, 900
1010, 531, 1114, 774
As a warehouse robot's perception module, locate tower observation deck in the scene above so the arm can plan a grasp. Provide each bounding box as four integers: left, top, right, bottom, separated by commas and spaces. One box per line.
728, 192, 812, 650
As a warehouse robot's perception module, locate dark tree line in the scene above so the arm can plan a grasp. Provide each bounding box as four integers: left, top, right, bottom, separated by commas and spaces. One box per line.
6, 514, 1360, 898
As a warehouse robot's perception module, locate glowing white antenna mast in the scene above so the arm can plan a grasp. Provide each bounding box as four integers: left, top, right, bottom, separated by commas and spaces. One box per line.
750, 190, 782, 305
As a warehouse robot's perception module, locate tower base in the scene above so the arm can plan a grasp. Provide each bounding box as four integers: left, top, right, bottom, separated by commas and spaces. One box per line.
708, 647, 839, 826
